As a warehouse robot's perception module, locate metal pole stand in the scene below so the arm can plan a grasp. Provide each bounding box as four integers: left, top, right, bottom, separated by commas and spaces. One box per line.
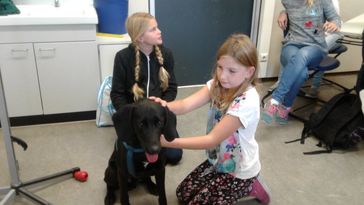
0, 70, 80, 205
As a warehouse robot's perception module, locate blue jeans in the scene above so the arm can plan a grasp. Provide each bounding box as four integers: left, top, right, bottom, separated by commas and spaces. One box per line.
272, 43, 326, 107
165, 147, 183, 165
311, 33, 343, 88
311, 70, 324, 89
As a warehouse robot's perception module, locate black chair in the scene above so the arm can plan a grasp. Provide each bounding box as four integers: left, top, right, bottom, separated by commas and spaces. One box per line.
314, 45, 349, 91
355, 29, 364, 94
291, 44, 349, 121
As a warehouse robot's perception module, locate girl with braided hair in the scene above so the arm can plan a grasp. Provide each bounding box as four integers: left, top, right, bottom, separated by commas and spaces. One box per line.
110, 12, 182, 164
111, 12, 177, 108
105, 12, 182, 196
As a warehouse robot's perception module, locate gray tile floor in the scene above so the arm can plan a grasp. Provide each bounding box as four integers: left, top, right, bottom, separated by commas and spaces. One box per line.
1, 73, 364, 205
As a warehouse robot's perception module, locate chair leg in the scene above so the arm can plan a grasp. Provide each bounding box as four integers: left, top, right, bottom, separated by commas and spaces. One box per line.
322, 77, 350, 91
261, 90, 273, 108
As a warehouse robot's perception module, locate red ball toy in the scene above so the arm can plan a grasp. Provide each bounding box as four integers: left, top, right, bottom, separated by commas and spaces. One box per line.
73, 170, 88, 182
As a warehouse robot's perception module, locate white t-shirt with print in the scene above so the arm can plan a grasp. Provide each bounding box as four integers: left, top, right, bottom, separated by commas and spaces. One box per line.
206, 80, 261, 179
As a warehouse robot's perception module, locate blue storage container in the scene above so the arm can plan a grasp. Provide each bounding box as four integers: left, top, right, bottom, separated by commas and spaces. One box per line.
94, 0, 128, 35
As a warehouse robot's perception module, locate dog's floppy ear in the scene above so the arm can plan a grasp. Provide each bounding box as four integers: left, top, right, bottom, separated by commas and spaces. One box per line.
112, 104, 135, 143
162, 106, 179, 142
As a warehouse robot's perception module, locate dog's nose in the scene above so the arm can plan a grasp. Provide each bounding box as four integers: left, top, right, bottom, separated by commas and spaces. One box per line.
148, 144, 160, 154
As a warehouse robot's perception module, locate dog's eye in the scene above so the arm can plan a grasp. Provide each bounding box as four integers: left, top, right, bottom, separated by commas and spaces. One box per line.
157, 121, 162, 126
138, 122, 144, 128
155, 119, 162, 127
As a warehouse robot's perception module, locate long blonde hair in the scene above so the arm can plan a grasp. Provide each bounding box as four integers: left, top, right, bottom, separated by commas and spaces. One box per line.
306, 0, 314, 7
125, 12, 170, 102
210, 34, 259, 111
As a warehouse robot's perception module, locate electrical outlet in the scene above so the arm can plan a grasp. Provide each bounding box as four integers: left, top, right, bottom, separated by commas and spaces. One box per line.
260, 53, 268, 62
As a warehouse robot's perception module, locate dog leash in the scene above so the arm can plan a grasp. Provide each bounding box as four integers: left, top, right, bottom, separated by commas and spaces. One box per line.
121, 142, 144, 177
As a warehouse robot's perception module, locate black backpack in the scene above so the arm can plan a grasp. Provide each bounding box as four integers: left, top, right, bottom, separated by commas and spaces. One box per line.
299, 89, 364, 154
297, 59, 364, 154
298, 30, 364, 154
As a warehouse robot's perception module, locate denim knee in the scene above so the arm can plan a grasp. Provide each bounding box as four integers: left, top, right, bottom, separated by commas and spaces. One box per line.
165, 148, 183, 165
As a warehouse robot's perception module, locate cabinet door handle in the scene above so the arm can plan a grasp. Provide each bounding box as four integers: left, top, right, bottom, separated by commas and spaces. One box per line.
11, 49, 29, 58
38, 48, 56, 52
38, 48, 56, 58
11, 48, 29, 52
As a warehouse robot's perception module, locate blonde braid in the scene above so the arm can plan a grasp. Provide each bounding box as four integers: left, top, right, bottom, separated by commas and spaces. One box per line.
132, 45, 145, 102
154, 46, 170, 91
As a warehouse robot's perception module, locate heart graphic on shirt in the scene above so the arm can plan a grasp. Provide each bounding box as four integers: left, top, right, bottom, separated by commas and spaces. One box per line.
304, 21, 313, 28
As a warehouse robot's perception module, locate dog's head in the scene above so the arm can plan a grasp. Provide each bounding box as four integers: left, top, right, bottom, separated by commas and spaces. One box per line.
112, 99, 178, 163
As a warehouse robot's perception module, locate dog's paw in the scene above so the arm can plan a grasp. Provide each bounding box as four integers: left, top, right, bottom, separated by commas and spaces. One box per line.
104, 191, 116, 205
127, 178, 137, 191
142, 177, 158, 196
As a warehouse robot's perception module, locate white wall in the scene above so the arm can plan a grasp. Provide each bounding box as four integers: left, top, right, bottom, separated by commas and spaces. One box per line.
334, 0, 363, 73
13, 0, 149, 15
129, 0, 149, 15
256, 0, 276, 78
13, 0, 93, 6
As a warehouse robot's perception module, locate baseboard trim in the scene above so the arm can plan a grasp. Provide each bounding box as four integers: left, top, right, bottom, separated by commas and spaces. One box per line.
4, 111, 96, 127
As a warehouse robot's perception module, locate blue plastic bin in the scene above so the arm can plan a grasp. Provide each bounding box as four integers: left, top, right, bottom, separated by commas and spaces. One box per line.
94, 0, 129, 35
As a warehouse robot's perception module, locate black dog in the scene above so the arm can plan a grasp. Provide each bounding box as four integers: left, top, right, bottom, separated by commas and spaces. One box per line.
104, 99, 178, 205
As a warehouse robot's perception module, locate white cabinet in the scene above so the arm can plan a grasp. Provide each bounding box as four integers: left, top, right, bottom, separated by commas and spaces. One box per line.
35, 41, 100, 114
0, 41, 100, 117
98, 44, 128, 81
0, 6, 100, 120
0, 43, 43, 117
0, 23, 102, 119
97, 36, 131, 81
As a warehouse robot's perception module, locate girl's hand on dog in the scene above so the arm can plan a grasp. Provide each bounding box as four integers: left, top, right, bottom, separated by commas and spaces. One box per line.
160, 134, 178, 148
160, 134, 171, 147
149, 96, 168, 107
